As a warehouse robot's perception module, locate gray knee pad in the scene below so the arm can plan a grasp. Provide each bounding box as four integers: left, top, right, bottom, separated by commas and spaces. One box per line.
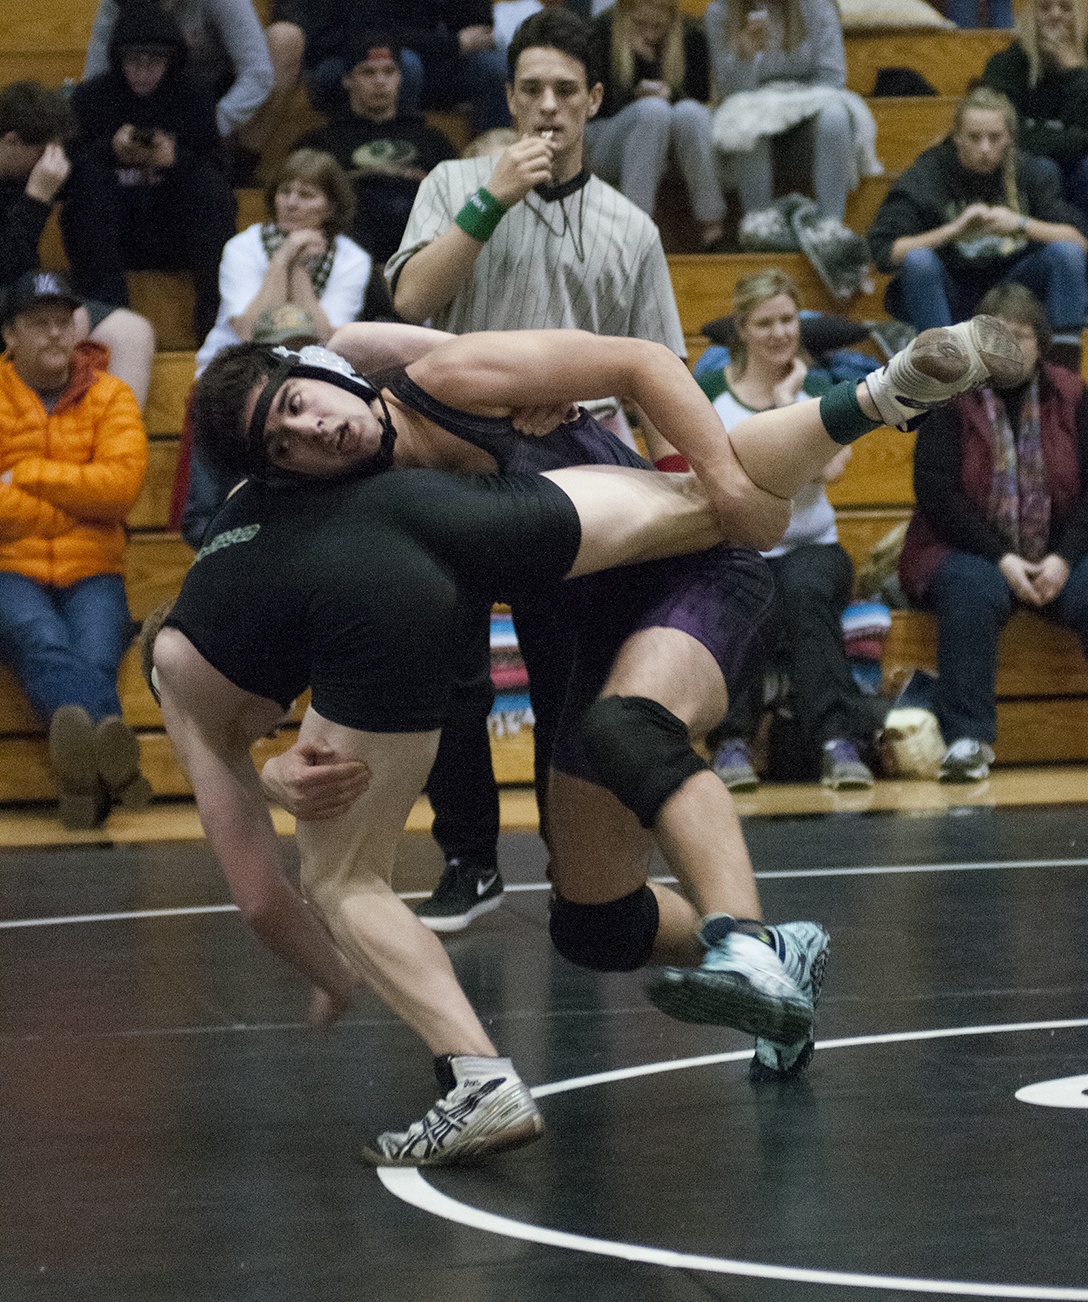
549, 886, 660, 972
580, 695, 708, 828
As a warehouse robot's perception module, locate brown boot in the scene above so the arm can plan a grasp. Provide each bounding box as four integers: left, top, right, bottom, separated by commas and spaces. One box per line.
95, 715, 153, 810
49, 705, 110, 830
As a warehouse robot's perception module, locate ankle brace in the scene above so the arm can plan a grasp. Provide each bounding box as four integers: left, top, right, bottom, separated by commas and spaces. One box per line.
819, 380, 884, 445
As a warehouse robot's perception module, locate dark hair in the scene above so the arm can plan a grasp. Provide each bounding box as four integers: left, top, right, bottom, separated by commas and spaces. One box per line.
507, 9, 599, 84
190, 341, 284, 479
347, 31, 403, 69
976, 282, 1052, 357
0, 80, 76, 146
265, 148, 356, 237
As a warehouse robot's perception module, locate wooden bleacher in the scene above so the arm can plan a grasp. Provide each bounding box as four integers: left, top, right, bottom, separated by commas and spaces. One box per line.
2, 13, 1085, 803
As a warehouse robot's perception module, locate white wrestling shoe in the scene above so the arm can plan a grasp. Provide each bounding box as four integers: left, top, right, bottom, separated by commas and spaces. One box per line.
361, 1056, 544, 1167
864, 316, 1029, 429
645, 929, 813, 1044
750, 921, 830, 1083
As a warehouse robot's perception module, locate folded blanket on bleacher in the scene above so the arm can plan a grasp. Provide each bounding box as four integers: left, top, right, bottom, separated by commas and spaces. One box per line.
713, 83, 883, 184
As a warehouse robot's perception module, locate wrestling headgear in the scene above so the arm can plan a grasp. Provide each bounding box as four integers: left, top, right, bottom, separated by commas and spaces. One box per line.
244, 344, 397, 482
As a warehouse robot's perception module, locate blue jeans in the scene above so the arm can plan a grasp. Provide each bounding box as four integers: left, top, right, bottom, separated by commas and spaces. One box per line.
888, 242, 1088, 333
1029, 154, 1088, 233
923, 550, 1088, 742
401, 47, 510, 133
944, 0, 1012, 25
0, 572, 132, 725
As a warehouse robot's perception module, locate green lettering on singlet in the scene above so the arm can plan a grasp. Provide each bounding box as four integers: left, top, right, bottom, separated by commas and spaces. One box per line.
194, 523, 261, 562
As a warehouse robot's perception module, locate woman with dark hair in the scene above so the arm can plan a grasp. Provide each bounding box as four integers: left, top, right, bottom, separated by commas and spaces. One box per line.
585, 0, 726, 248
981, 0, 1088, 222
899, 282, 1088, 780
867, 85, 1088, 368
196, 146, 370, 369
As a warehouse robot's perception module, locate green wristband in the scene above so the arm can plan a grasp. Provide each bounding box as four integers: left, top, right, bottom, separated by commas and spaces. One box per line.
454, 187, 508, 243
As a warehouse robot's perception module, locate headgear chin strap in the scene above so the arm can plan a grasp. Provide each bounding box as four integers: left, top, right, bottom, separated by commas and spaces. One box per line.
244, 344, 397, 483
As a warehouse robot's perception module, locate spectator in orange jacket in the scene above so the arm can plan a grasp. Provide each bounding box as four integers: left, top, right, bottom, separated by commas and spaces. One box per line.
0, 270, 150, 828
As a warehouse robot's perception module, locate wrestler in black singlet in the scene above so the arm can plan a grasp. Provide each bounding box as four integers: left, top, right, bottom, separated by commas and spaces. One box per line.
167, 468, 581, 732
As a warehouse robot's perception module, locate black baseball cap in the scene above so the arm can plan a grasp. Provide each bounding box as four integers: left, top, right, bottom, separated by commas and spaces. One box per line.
2, 270, 82, 325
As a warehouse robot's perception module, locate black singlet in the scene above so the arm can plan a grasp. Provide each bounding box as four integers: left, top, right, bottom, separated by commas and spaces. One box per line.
166, 468, 581, 732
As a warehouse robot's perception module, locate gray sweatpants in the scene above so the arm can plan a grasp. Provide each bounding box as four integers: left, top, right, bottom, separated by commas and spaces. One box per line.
719, 97, 855, 221
584, 96, 726, 223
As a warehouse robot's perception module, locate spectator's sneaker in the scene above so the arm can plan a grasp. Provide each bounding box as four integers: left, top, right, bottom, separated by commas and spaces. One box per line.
48, 705, 110, 830
95, 715, 152, 810
361, 1056, 544, 1167
939, 737, 995, 782
415, 858, 504, 933
750, 921, 830, 1083
645, 928, 813, 1043
712, 738, 760, 791
820, 738, 874, 790
864, 316, 1029, 428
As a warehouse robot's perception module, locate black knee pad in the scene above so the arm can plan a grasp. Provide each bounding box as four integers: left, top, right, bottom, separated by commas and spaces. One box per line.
549, 886, 660, 972
580, 695, 708, 828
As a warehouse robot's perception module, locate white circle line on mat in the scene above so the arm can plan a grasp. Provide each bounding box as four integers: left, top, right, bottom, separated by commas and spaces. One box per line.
379, 1017, 1088, 1300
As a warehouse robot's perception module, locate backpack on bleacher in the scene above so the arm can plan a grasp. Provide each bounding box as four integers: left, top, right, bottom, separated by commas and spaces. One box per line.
738, 192, 874, 300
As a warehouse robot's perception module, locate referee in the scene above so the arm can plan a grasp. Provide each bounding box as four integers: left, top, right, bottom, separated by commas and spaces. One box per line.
386, 8, 688, 932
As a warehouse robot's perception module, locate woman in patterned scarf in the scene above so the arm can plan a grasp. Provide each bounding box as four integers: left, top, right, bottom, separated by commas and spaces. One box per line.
898, 282, 1088, 780
196, 147, 371, 371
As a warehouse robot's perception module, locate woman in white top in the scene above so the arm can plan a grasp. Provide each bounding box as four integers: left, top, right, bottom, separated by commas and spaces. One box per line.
706, 268, 887, 789
183, 149, 371, 546
196, 148, 371, 373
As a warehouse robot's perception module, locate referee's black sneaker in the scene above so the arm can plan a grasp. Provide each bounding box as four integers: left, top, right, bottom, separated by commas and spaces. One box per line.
415, 857, 504, 932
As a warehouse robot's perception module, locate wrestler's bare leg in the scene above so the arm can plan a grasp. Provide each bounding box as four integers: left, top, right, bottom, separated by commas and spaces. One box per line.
547, 773, 706, 968
292, 707, 498, 1058
543, 464, 727, 574
724, 317, 1028, 500
547, 627, 757, 968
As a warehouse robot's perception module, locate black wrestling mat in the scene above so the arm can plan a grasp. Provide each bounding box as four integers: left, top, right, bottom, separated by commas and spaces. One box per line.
4, 805, 1088, 1302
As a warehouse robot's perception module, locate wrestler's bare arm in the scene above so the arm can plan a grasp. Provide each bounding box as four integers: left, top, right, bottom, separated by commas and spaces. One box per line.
328, 321, 453, 373
157, 631, 504, 1055
154, 628, 355, 1021
262, 743, 370, 820
406, 330, 797, 547
327, 321, 574, 438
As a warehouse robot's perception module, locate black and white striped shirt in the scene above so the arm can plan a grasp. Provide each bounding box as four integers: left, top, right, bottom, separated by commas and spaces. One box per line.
385, 157, 686, 355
